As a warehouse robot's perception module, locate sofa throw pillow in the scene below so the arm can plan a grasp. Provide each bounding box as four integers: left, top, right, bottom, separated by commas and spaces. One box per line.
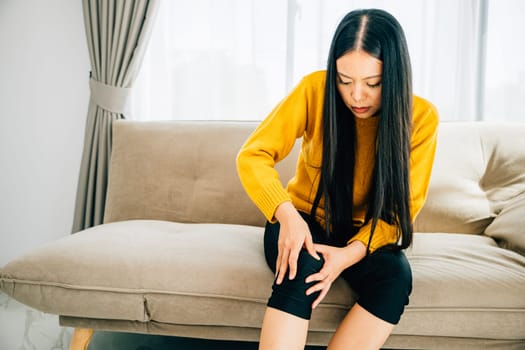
484, 193, 525, 256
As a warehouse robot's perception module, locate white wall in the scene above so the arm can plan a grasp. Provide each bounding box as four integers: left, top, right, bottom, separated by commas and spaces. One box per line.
0, 1, 89, 266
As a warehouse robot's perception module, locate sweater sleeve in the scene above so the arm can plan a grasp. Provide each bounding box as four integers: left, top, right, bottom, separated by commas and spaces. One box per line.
348, 98, 440, 253
236, 76, 312, 222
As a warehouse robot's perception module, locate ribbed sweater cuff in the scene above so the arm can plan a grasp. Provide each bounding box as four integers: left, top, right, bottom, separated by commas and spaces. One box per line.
348, 219, 398, 253
255, 180, 292, 222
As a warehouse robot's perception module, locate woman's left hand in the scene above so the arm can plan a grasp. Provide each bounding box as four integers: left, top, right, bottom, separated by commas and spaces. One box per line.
305, 241, 367, 309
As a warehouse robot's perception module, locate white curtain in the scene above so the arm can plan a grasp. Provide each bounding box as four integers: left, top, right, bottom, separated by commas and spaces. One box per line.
129, 0, 522, 122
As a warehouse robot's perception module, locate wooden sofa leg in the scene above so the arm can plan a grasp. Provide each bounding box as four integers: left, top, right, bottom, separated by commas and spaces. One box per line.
69, 328, 94, 350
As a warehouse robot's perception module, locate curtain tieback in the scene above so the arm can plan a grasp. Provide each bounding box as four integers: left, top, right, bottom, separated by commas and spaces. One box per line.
89, 78, 131, 115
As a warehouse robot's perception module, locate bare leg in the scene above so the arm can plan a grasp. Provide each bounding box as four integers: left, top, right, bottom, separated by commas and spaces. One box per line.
259, 307, 309, 350
328, 304, 394, 350
69, 328, 94, 350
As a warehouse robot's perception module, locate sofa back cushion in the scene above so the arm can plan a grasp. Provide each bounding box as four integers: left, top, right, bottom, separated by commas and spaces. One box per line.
104, 121, 298, 227
105, 120, 525, 251
413, 123, 525, 251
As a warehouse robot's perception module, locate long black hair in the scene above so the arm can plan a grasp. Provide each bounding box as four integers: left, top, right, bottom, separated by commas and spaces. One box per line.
310, 9, 413, 252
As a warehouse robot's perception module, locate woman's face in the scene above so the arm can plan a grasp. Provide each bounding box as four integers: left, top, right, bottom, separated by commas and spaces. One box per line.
335, 50, 383, 119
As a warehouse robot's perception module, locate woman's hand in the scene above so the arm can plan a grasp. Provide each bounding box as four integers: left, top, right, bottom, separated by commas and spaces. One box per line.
274, 202, 320, 285
305, 241, 367, 309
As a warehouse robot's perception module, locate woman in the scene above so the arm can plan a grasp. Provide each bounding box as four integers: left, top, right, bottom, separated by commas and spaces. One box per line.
237, 8, 438, 350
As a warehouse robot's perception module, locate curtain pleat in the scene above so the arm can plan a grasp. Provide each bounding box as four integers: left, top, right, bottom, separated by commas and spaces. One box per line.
72, 0, 159, 232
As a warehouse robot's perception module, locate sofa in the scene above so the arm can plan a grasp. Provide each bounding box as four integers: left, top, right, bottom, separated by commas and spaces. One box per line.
1, 120, 524, 350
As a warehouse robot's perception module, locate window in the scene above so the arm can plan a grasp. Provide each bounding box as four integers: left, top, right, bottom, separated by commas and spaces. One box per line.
130, 0, 524, 122
482, 0, 525, 122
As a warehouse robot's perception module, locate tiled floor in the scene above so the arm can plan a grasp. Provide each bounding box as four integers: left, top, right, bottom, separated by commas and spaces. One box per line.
0, 292, 324, 350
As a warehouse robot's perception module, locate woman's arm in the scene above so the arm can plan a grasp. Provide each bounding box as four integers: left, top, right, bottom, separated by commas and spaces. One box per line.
237, 73, 324, 282
236, 78, 310, 222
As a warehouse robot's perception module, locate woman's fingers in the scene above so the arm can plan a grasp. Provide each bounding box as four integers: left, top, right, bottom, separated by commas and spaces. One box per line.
312, 286, 330, 309
305, 278, 331, 309
275, 250, 282, 277
276, 233, 319, 284
277, 236, 305, 283
304, 234, 321, 260
305, 269, 327, 284
287, 248, 299, 280
276, 248, 289, 285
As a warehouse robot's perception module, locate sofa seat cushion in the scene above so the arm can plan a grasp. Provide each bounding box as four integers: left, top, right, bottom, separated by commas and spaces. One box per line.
1, 221, 524, 340
403, 233, 525, 340
0, 220, 354, 329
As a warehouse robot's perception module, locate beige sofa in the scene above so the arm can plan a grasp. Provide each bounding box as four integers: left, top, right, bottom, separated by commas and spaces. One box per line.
1, 120, 524, 349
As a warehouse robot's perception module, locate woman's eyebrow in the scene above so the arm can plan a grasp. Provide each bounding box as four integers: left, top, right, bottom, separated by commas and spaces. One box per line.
337, 72, 382, 80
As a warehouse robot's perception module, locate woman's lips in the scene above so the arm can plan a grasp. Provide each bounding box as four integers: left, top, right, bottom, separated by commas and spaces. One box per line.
352, 106, 370, 114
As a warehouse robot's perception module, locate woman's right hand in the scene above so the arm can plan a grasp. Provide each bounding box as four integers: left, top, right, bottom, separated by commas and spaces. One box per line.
274, 202, 321, 285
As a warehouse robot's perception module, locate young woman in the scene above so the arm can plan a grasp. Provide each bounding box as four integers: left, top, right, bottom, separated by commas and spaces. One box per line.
237, 8, 438, 350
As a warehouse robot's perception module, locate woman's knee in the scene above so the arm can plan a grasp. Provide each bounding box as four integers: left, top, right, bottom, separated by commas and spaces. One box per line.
369, 250, 412, 293
267, 249, 325, 320
385, 251, 412, 295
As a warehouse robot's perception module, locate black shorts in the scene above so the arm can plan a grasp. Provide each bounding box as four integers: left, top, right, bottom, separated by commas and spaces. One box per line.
263, 212, 412, 324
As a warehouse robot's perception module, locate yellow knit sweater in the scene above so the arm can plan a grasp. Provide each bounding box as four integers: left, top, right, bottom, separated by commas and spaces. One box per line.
237, 70, 439, 252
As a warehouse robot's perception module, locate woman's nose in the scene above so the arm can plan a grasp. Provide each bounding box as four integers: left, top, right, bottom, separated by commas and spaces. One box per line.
351, 84, 365, 103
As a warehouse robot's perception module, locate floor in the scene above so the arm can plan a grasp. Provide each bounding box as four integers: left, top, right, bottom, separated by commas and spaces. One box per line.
0, 292, 324, 350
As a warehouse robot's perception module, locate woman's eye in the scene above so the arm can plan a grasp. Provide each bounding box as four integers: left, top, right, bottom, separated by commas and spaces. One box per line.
337, 76, 352, 85
367, 82, 381, 88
